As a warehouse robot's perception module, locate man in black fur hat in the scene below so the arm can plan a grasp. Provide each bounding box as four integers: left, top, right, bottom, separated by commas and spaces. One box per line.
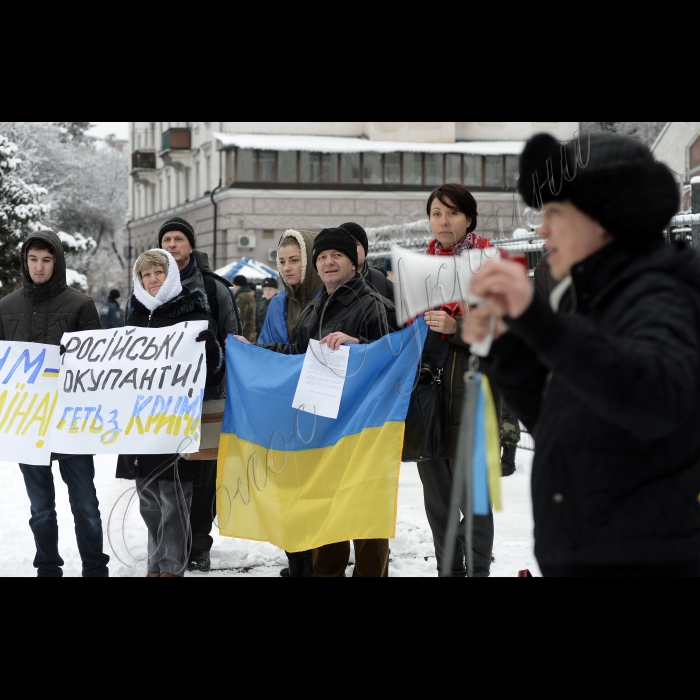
462, 131, 700, 577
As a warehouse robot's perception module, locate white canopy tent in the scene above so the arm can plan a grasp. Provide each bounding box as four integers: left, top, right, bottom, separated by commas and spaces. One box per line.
215, 257, 279, 283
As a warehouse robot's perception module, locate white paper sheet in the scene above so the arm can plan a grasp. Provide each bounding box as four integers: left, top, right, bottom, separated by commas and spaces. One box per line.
391, 244, 499, 357
292, 340, 350, 420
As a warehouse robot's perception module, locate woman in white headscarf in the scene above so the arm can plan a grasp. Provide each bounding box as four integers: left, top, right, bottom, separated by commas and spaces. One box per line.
116, 249, 222, 577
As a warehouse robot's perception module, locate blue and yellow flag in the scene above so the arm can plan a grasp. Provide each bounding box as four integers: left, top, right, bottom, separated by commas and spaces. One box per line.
217, 319, 428, 552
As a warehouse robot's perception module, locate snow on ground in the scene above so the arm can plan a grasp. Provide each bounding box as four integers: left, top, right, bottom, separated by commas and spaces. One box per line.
0, 448, 539, 577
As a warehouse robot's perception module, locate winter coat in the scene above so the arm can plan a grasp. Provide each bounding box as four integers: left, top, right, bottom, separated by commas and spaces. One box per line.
115, 286, 223, 482
256, 295, 271, 336
359, 263, 394, 304
234, 286, 257, 343
0, 229, 101, 344
258, 291, 290, 344
261, 275, 396, 355
421, 235, 498, 461
490, 240, 700, 567
101, 297, 124, 328
181, 250, 240, 341
533, 251, 557, 302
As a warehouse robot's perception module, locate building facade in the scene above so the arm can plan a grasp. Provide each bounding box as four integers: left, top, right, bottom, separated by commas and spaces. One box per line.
127, 122, 580, 281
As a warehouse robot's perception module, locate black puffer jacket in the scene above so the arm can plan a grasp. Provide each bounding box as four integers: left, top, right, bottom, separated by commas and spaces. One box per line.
0, 230, 101, 343
491, 240, 700, 567
261, 275, 396, 354
115, 287, 222, 482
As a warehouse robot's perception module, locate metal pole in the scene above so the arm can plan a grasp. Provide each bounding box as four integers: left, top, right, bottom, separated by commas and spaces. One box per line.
440, 370, 479, 578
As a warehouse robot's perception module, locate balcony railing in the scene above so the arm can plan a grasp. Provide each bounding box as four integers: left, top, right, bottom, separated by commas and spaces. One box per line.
161, 128, 191, 152
131, 150, 156, 170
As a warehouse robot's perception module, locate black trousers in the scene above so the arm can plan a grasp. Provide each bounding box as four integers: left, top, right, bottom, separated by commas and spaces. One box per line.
417, 456, 494, 577
190, 460, 217, 553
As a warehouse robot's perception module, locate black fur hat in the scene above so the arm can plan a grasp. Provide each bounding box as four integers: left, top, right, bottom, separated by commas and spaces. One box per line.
518, 132, 679, 245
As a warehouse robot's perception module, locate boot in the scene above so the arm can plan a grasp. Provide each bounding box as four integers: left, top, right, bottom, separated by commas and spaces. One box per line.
160, 572, 181, 578
187, 550, 211, 573
301, 550, 314, 577
501, 444, 517, 477
147, 571, 160, 578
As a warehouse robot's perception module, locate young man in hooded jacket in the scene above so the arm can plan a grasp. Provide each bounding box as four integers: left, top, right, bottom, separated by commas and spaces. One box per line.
0, 230, 110, 577
462, 132, 700, 576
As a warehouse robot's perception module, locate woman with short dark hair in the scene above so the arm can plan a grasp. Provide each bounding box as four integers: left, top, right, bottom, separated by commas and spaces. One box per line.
418, 183, 496, 577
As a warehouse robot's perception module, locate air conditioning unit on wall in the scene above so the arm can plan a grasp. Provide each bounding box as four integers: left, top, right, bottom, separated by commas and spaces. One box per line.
267, 248, 277, 263
238, 233, 256, 250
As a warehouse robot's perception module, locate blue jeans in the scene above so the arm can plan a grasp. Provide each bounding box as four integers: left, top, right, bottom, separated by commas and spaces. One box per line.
19, 456, 110, 577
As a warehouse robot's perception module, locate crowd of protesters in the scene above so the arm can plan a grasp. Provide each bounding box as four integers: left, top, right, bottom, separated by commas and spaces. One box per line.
4, 130, 700, 577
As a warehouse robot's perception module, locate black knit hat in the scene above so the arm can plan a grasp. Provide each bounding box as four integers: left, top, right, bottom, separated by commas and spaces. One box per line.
262, 277, 278, 289
339, 221, 368, 255
233, 275, 248, 286
518, 132, 679, 246
312, 228, 359, 269
158, 217, 196, 249
108, 289, 120, 300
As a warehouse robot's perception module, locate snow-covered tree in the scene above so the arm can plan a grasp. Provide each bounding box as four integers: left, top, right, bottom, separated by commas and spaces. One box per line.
0, 122, 128, 300
0, 134, 51, 297
54, 122, 96, 145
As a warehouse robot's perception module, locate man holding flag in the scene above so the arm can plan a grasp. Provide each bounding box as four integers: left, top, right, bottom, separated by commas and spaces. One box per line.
236, 227, 397, 576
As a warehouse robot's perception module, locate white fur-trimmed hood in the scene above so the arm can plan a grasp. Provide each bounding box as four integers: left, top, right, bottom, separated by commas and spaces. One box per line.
132, 248, 183, 312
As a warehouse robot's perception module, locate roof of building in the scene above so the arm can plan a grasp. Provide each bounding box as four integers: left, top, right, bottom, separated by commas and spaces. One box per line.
212, 132, 525, 156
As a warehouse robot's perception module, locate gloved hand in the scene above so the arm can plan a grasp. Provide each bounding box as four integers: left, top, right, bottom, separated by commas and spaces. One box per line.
196, 329, 217, 345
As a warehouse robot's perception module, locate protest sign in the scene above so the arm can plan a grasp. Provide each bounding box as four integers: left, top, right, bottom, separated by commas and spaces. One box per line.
50, 321, 208, 455
0, 341, 60, 466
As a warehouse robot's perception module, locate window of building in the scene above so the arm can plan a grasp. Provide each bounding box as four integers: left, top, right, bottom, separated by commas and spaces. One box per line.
225, 150, 234, 186
321, 153, 339, 182
689, 135, 700, 179
403, 153, 422, 185
463, 155, 482, 187
237, 149, 255, 181
258, 150, 276, 182
300, 152, 321, 183
424, 153, 444, 186
363, 153, 382, 184
505, 155, 519, 188
341, 153, 361, 184
445, 154, 462, 183
385, 153, 401, 184
278, 151, 297, 182
485, 155, 504, 187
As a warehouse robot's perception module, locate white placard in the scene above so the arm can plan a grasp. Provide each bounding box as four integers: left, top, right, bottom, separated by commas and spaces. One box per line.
50, 321, 208, 455
391, 245, 499, 357
0, 341, 61, 466
292, 339, 350, 420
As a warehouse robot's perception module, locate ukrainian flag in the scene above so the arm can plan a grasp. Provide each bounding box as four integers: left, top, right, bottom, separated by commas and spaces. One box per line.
42, 368, 59, 378
217, 319, 428, 552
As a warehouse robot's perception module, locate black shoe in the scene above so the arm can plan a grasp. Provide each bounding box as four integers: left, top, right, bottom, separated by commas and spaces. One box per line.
301, 550, 314, 578
501, 444, 517, 477
280, 567, 290, 577
187, 551, 211, 573
286, 550, 314, 577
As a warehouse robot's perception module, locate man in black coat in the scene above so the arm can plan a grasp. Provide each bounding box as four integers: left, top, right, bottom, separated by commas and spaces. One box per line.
0, 230, 110, 577
244, 227, 397, 576
462, 132, 700, 576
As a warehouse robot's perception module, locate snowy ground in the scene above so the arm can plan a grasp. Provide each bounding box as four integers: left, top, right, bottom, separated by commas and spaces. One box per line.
0, 448, 540, 577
